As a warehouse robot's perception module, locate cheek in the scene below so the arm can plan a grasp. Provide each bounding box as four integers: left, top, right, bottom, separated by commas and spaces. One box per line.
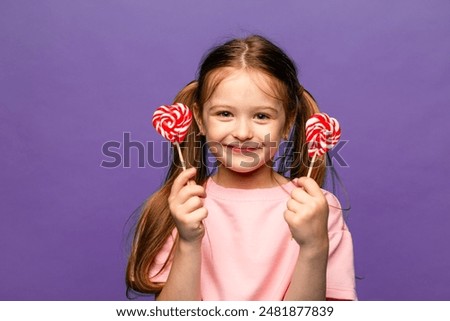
269, 124, 286, 141
204, 119, 231, 139
206, 141, 225, 157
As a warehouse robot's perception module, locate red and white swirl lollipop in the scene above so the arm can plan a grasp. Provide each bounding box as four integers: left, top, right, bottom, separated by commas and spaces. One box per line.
152, 103, 192, 143
152, 103, 193, 170
305, 112, 341, 177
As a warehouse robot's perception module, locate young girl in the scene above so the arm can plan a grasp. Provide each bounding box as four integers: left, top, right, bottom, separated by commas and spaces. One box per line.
126, 35, 357, 301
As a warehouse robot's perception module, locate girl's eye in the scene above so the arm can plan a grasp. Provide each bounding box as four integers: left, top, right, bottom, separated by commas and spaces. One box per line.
218, 111, 232, 117
255, 113, 269, 120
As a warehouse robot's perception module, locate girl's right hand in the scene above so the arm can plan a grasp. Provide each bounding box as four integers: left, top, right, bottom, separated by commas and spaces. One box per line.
168, 167, 208, 244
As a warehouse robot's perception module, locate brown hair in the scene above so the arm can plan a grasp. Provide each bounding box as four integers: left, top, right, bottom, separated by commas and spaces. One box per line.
126, 35, 326, 295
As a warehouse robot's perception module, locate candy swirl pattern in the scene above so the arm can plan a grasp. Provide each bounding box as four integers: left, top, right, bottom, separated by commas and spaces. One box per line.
152, 103, 193, 143
305, 113, 341, 157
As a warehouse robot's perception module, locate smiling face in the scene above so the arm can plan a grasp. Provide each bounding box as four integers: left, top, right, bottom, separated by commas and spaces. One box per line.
198, 68, 290, 184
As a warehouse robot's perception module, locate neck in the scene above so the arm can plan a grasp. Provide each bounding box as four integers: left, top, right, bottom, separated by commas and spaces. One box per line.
212, 164, 288, 189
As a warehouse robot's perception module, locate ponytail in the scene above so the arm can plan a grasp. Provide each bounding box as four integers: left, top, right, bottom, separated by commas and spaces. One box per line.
278, 87, 326, 186
126, 81, 209, 295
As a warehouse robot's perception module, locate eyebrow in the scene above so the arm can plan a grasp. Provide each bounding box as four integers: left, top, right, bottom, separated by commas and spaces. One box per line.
208, 104, 280, 114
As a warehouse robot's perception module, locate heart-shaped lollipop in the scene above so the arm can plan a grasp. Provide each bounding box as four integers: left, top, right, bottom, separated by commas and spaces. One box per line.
152, 103, 193, 143
306, 113, 341, 157
305, 112, 341, 178
152, 103, 193, 171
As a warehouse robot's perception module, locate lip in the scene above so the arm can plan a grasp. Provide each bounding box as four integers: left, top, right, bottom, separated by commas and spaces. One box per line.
226, 144, 261, 153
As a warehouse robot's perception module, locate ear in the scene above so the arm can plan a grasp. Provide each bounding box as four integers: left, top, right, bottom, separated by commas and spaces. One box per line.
192, 103, 205, 135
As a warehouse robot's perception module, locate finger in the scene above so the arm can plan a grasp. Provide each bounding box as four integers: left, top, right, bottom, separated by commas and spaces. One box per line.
191, 207, 208, 220
296, 176, 323, 197
182, 195, 204, 212
176, 185, 206, 204
283, 209, 297, 226
290, 187, 312, 204
169, 167, 197, 199
286, 198, 301, 213
188, 207, 208, 226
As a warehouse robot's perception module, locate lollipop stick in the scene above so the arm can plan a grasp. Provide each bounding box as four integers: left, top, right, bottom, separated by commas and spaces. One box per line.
174, 142, 187, 171
306, 151, 318, 178
174, 141, 195, 185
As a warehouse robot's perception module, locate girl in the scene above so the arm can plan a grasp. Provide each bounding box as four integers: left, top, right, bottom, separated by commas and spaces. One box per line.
126, 35, 357, 301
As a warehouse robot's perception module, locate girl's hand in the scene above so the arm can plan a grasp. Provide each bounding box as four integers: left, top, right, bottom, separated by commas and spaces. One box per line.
284, 177, 329, 252
168, 167, 208, 244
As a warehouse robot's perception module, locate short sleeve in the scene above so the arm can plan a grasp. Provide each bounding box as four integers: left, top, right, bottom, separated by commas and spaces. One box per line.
148, 229, 176, 283
324, 191, 358, 300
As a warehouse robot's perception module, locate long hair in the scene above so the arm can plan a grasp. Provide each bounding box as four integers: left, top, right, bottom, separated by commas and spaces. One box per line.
126, 35, 326, 295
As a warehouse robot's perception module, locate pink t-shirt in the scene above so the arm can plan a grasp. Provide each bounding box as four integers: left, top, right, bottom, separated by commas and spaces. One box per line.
150, 178, 357, 300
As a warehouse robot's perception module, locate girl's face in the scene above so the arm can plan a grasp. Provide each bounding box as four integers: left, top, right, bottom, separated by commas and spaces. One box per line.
200, 68, 288, 178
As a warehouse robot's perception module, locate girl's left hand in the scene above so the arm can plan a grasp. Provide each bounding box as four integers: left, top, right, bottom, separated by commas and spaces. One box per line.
284, 177, 329, 252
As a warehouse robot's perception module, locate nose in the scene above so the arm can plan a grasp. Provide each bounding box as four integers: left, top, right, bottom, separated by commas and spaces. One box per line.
232, 119, 253, 141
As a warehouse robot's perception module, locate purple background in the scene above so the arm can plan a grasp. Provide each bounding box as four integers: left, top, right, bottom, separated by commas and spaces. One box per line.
1, 0, 449, 300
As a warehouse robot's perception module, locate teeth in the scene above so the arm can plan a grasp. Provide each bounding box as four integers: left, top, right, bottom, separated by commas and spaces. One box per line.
227, 144, 260, 149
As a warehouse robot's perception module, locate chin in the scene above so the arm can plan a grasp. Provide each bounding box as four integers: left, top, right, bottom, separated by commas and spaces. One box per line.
222, 159, 269, 174
214, 151, 275, 174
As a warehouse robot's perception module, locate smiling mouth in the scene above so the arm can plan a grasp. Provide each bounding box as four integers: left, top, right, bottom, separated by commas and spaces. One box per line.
226, 144, 261, 153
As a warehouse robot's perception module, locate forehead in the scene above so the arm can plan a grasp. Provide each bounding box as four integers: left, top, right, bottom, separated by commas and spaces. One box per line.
204, 68, 285, 106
